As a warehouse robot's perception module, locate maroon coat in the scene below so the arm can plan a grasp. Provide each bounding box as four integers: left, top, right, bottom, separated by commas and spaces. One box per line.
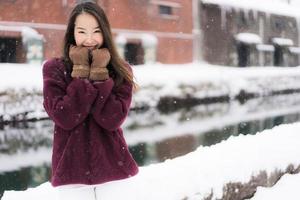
42, 58, 139, 187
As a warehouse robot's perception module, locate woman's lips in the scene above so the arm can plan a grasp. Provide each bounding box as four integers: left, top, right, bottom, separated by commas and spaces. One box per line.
85, 46, 95, 50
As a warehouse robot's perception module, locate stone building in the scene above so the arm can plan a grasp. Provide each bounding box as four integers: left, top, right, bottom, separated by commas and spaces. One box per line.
199, 0, 300, 67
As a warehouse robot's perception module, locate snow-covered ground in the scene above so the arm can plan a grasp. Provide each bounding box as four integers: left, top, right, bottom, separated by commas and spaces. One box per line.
133, 62, 300, 107
3, 122, 300, 200
250, 173, 300, 200
2, 62, 300, 120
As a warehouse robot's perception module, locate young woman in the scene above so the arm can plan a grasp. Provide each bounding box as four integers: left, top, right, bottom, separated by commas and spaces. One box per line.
42, 2, 138, 199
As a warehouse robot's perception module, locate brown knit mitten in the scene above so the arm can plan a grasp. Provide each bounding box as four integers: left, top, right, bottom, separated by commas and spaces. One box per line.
89, 48, 111, 81
69, 45, 90, 78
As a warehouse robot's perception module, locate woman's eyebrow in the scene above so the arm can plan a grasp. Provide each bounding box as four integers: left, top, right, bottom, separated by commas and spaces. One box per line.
75, 26, 86, 30
75, 26, 100, 30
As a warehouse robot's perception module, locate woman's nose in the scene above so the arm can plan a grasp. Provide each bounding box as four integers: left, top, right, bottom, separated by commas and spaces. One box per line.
84, 35, 94, 44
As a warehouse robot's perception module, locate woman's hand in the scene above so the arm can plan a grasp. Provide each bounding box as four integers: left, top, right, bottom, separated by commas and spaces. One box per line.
89, 48, 111, 81
69, 45, 90, 79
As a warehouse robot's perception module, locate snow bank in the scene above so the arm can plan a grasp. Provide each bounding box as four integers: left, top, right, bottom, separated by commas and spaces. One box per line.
3, 122, 300, 200
2, 62, 300, 110
133, 62, 300, 107
250, 173, 300, 200
0, 63, 42, 91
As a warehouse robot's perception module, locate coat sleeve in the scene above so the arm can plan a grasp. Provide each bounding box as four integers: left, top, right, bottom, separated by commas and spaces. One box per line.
42, 59, 98, 131
91, 77, 133, 131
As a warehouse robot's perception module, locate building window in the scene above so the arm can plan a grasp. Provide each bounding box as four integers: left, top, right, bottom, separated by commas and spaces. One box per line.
275, 20, 285, 30
0, 38, 18, 63
288, 21, 295, 29
151, 1, 180, 19
272, 18, 286, 31
274, 46, 284, 66
159, 5, 172, 15
237, 43, 250, 67
237, 11, 248, 27
124, 42, 145, 65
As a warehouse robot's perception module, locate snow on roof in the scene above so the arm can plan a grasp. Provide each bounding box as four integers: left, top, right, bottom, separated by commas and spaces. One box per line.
115, 34, 127, 45
235, 32, 262, 44
256, 44, 275, 52
272, 37, 294, 46
202, 0, 300, 18
141, 34, 158, 47
0, 25, 44, 43
289, 46, 300, 54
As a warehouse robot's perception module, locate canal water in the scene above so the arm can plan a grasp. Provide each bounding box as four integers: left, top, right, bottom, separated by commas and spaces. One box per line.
1, 93, 300, 198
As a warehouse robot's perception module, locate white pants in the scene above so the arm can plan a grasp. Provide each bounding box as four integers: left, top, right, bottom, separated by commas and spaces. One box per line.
55, 184, 98, 200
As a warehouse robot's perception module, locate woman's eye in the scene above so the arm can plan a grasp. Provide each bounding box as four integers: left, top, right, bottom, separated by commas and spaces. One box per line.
95, 30, 101, 33
78, 31, 85, 34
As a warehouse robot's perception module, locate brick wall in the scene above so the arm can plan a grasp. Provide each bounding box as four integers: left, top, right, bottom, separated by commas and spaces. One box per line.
0, 0, 194, 64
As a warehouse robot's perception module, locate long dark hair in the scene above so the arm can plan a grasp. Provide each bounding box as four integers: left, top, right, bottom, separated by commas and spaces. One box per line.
62, 1, 135, 87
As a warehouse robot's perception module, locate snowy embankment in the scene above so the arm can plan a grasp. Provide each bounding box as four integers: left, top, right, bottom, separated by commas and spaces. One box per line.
133, 62, 300, 108
3, 122, 300, 200
2, 62, 300, 122
250, 173, 300, 200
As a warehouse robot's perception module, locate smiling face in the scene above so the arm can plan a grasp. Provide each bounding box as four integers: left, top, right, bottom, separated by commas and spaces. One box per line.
74, 12, 103, 49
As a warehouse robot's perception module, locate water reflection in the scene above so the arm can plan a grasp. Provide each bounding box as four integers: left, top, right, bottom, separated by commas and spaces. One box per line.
1, 94, 300, 196
126, 94, 300, 164
128, 112, 300, 165
0, 165, 50, 198
0, 121, 53, 198
0, 120, 52, 154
